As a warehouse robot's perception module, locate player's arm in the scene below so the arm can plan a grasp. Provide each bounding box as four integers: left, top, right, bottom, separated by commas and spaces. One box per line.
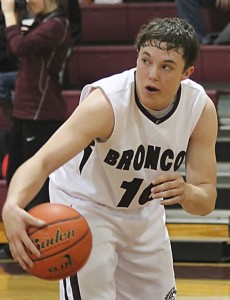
5, 88, 114, 208
151, 97, 218, 216
179, 97, 218, 215
2, 88, 114, 267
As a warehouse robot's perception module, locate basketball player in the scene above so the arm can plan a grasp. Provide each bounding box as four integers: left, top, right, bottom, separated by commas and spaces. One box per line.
2, 17, 217, 299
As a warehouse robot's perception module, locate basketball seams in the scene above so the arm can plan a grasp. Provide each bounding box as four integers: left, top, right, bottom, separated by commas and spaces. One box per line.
27, 215, 83, 235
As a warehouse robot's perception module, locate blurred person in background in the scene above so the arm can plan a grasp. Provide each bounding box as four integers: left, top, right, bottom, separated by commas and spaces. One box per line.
0, 5, 19, 127
175, 0, 230, 44
0, 0, 72, 259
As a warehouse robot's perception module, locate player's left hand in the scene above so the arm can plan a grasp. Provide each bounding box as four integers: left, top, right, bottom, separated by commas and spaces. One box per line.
150, 172, 188, 206
1, 0, 15, 15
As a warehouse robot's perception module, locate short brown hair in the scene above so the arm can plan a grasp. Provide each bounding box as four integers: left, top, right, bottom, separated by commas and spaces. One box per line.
135, 17, 200, 70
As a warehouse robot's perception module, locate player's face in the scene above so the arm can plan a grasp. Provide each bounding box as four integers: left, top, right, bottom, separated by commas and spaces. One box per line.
135, 43, 194, 111
27, 0, 56, 15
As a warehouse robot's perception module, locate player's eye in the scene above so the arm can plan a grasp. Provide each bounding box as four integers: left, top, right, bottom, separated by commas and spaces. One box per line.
163, 65, 173, 71
142, 58, 149, 65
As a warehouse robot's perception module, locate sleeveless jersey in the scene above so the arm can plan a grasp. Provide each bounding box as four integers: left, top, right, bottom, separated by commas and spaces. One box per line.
49, 68, 208, 210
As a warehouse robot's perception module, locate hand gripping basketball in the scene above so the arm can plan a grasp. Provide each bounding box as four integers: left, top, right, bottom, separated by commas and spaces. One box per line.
26, 203, 92, 280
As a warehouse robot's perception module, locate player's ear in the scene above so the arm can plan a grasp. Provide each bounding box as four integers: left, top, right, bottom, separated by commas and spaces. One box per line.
181, 66, 194, 80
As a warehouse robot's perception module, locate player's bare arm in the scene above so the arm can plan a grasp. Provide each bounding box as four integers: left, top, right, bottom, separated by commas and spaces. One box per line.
151, 97, 218, 216
37, 88, 114, 175
2, 88, 114, 267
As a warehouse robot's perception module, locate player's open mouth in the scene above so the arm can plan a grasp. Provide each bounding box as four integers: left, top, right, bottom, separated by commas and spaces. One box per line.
146, 86, 159, 92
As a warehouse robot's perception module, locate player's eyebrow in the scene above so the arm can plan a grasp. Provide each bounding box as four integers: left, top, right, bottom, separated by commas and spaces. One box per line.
163, 59, 177, 65
141, 51, 177, 65
141, 51, 151, 57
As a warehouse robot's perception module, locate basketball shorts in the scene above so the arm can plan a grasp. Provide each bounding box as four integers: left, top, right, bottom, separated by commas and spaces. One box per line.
49, 181, 177, 300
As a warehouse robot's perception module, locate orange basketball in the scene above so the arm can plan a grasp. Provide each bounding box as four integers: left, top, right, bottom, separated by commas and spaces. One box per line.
26, 203, 92, 280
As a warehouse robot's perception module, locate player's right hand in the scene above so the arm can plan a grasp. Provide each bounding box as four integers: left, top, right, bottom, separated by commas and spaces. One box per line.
2, 203, 46, 269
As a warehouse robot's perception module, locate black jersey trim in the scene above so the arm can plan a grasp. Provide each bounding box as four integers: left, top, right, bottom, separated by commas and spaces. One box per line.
134, 73, 181, 125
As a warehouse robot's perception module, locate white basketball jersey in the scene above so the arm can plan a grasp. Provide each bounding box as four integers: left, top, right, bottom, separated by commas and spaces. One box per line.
50, 68, 207, 210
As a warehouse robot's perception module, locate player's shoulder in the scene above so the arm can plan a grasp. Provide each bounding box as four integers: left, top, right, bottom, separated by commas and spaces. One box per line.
179, 78, 210, 114
181, 78, 206, 94
80, 68, 136, 101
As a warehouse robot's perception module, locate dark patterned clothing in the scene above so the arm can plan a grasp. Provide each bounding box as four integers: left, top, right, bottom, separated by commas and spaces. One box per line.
5, 9, 71, 120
